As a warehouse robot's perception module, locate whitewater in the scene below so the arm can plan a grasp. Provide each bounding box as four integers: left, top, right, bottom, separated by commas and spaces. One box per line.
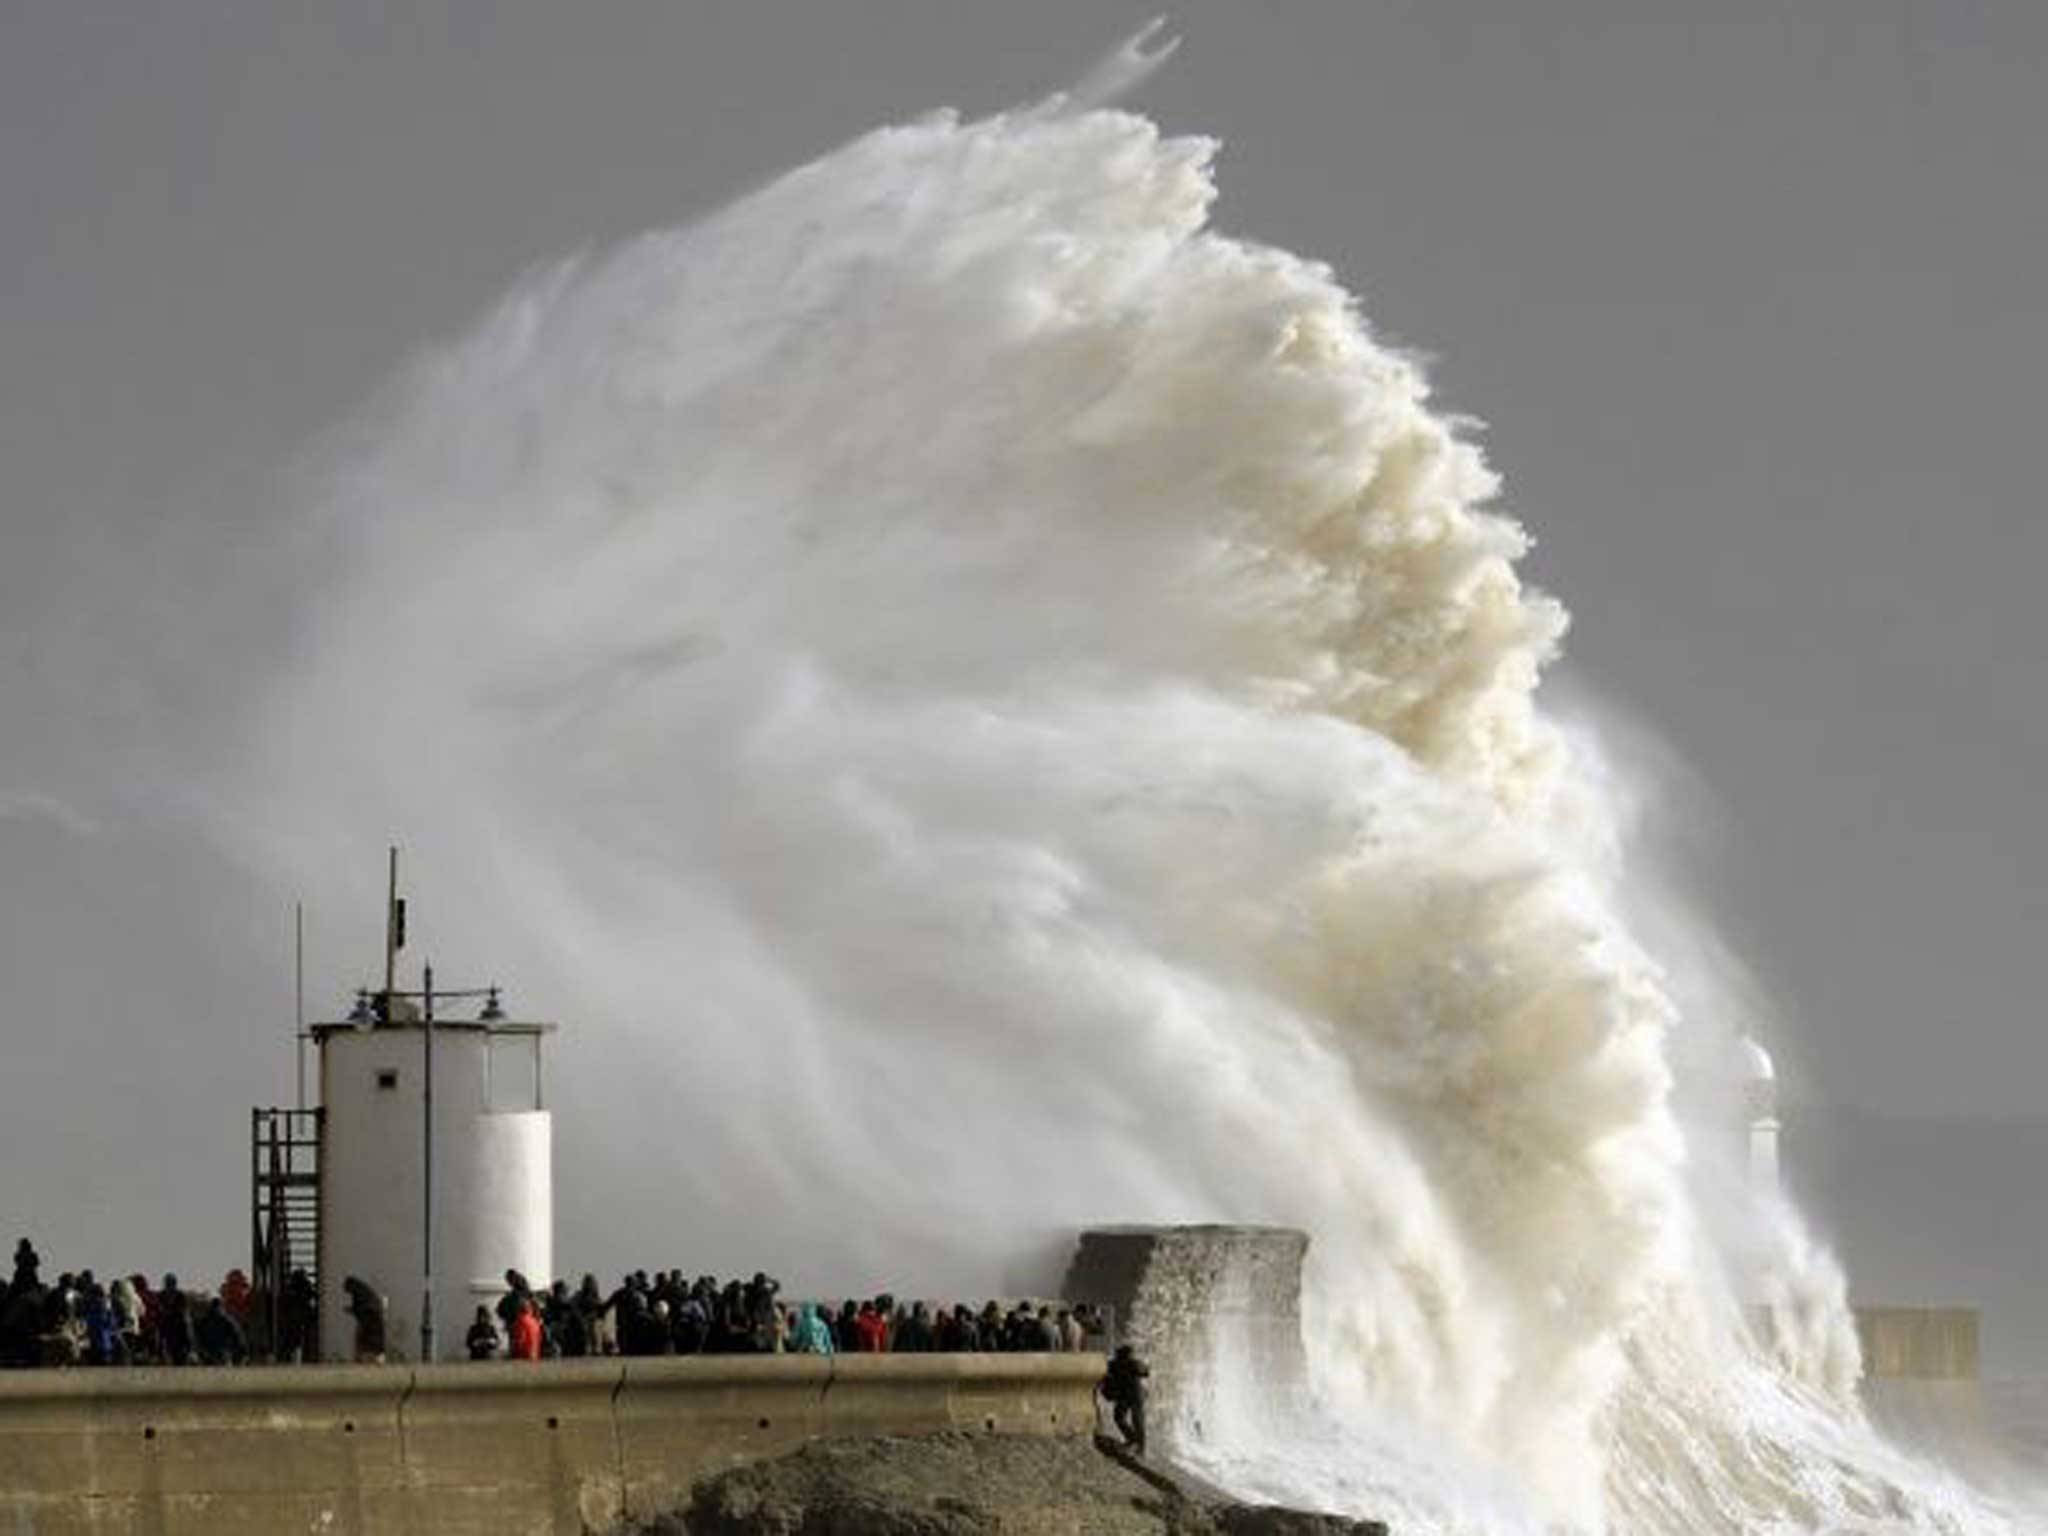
208, 67, 2044, 1536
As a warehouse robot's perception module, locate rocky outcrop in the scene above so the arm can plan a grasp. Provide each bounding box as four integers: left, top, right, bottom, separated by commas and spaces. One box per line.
1211, 1513, 1389, 1536
634, 1430, 1386, 1536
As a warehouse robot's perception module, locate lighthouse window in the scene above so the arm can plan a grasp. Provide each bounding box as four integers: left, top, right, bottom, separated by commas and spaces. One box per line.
375, 1069, 399, 1090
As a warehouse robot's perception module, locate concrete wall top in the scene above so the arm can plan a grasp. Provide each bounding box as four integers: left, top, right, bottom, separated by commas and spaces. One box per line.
0, 1361, 407, 1405
822, 1353, 1102, 1383
0, 1352, 1104, 1406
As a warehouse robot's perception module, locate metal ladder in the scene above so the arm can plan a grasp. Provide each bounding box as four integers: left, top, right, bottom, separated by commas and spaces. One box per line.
251, 1107, 322, 1358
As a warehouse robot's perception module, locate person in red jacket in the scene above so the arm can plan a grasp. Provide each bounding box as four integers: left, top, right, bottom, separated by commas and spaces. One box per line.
509, 1297, 543, 1362
219, 1268, 254, 1327
854, 1300, 888, 1353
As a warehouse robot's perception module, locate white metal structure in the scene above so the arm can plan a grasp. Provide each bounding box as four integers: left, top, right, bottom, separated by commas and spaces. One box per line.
314, 1008, 552, 1361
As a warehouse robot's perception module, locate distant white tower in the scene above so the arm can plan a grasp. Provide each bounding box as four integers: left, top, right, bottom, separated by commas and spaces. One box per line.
314, 989, 554, 1362
1738, 1035, 1780, 1195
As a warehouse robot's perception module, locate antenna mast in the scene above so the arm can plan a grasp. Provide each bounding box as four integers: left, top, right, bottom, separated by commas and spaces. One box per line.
383, 846, 404, 1013
294, 900, 307, 1109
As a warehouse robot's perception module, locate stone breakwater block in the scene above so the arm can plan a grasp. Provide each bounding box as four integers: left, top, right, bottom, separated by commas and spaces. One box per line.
1064, 1225, 1312, 1437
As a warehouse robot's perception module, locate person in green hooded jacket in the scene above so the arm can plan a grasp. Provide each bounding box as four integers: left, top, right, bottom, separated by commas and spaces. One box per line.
788, 1302, 835, 1355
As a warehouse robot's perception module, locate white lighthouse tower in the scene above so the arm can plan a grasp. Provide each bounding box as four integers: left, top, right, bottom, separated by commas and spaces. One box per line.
263, 854, 557, 1363
312, 989, 553, 1361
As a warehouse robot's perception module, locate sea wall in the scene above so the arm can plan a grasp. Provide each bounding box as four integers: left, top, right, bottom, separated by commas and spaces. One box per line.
0, 1353, 1103, 1536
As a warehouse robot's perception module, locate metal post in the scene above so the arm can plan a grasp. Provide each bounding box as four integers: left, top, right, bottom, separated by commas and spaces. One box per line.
294, 901, 307, 1111
383, 848, 399, 1015
421, 961, 435, 1364
249, 1108, 261, 1325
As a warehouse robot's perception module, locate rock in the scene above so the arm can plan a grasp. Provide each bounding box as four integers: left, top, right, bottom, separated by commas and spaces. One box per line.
628, 1432, 1388, 1536
1213, 1506, 1389, 1536
685, 1484, 992, 1536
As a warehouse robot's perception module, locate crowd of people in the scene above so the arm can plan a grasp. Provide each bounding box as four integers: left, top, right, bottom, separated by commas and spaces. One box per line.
442, 1270, 1145, 1455
414, 1268, 1110, 1363
1, 1240, 257, 1368
5, 1240, 1111, 1371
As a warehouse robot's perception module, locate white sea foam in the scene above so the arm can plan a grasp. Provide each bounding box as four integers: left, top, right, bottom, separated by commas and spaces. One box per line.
221, 95, 2041, 1533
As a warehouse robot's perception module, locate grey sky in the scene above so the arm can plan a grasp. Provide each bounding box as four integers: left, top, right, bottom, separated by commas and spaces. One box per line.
2, 2, 2044, 1293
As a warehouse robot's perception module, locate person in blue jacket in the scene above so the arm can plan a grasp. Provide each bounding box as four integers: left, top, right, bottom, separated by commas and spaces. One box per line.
788, 1302, 835, 1355
80, 1279, 121, 1365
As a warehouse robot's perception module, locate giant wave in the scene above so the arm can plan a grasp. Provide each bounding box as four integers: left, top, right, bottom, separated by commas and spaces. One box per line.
219, 80, 2041, 1535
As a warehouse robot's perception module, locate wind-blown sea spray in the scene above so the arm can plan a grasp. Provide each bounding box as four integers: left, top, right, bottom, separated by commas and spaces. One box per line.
222, 97, 2037, 1533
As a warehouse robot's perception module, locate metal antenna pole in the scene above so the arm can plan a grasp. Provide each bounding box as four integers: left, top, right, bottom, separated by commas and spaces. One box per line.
294, 900, 307, 1111
421, 960, 436, 1364
383, 847, 399, 1013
